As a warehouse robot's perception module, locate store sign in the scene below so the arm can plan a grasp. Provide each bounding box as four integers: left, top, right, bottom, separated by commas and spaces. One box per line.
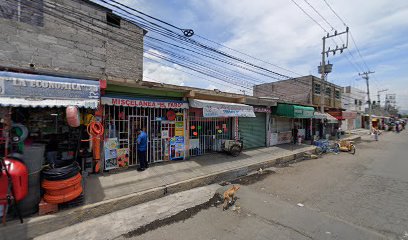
0, 74, 99, 100
203, 107, 256, 118
102, 97, 189, 109
342, 111, 357, 119
175, 121, 184, 136
254, 107, 271, 113
294, 108, 314, 118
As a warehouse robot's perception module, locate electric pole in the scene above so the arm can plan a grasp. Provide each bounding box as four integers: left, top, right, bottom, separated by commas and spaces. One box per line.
359, 71, 375, 133
318, 28, 349, 113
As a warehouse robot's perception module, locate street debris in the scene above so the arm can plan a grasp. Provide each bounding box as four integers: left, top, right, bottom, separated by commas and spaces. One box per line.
325, 231, 331, 235
257, 168, 263, 174
297, 203, 304, 207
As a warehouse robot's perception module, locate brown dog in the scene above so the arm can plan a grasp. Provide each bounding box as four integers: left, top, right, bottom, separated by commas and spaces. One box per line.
223, 185, 240, 210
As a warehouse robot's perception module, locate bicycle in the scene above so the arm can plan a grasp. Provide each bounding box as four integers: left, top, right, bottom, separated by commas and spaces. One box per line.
314, 140, 339, 157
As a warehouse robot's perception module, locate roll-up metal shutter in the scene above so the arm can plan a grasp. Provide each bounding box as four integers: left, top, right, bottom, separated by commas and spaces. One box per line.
239, 112, 266, 149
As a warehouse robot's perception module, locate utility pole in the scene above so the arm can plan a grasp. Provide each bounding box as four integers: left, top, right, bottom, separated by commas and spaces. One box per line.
377, 89, 388, 107
318, 28, 349, 113
359, 71, 375, 133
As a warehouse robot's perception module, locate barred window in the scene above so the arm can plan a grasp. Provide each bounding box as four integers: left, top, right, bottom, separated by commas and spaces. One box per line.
335, 90, 340, 99
314, 83, 321, 94
326, 87, 332, 96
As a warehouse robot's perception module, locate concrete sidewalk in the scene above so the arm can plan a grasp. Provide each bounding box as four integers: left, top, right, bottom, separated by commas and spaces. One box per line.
85, 143, 316, 204
0, 143, 316, 240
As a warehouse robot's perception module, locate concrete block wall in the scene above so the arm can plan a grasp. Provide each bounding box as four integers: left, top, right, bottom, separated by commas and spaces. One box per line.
254, 76, 313, 104
0, 0, 143, 82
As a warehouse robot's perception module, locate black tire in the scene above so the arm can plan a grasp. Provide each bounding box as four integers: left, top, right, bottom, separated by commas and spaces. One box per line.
350, 145, 356, 155
42, 162, 80, 181
230, 145, 242, 157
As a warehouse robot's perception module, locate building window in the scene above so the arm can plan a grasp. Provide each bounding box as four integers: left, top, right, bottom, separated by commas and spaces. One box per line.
314, 83, 321, 94
107, 12, 121, 27
359, 100, 362, 106
0, 0, 44, 26
325, 87, 331, 96
335, 90, 340, 99
354, 99, 358, 105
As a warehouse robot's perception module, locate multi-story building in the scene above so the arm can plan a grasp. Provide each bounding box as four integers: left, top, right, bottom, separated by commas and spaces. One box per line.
341, 86, 366, 129
385, 94, 397, 109
253, 75, 342, 109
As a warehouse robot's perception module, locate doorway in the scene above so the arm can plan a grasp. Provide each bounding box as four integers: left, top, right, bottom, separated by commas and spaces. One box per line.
129, 115, 148, 166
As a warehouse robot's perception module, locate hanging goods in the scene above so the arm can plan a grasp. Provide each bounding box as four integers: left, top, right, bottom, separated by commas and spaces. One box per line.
66, 106, 80, 128
81, 120, 104, 173
10, 124, 28, 143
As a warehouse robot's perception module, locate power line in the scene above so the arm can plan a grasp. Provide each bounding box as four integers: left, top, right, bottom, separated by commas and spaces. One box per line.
14, 0, 358, 103
291, 0, 327, 32
302, 0, 335, 30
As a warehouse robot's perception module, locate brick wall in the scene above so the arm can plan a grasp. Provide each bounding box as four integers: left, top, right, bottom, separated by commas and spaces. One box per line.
253, 76, 313, 104
0, 0, 143, 82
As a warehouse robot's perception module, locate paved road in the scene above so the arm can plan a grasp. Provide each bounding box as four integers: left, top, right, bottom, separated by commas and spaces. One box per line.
126, 132, 408, 240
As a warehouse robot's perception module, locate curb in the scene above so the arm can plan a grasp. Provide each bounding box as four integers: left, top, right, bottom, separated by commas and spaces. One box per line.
0, 146, 315, 240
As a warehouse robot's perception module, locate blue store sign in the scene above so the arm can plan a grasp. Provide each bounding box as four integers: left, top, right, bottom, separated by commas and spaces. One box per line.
0, 71, 100, 108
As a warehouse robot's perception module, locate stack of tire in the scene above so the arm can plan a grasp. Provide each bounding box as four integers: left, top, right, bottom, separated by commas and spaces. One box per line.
41, 162, 83, 205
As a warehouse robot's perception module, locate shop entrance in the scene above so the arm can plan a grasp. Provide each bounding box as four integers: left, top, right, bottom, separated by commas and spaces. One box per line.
129, 116, 148, 166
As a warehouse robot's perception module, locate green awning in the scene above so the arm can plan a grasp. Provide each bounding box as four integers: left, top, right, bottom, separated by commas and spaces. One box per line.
273, 103, 315, 118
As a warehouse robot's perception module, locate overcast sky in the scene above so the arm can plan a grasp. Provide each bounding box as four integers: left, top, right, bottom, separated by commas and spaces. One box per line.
105, 0, 408, 110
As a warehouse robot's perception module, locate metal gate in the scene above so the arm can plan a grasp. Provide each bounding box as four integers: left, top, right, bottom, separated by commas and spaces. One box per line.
129, 116, 148, 166
189, 108, 232, 156
239, 112, 266, 149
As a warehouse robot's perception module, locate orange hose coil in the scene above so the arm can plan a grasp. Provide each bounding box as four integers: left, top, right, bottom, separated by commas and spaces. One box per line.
44, 186, 83, 204
45, 182, 82, 196
42, 173, 82, 191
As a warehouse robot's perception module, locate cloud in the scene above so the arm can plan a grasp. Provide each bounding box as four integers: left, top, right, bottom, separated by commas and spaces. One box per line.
112, 0, 408, 108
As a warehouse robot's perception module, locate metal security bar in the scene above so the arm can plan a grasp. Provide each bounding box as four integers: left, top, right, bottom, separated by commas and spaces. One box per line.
188, 108, 232, 156
103, 105, 186, 169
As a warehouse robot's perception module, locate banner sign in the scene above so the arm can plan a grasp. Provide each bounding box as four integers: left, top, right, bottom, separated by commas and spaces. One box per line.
254, 107, 271, 113
104, 138, 119, 170
0, 72, 99, 100
170, 136, 185, 160
102, 97, 188, 109
203, 107, 256, 118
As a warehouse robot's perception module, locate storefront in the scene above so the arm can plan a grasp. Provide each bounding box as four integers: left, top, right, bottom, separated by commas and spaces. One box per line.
0, 71, 100, 216
188, 99, 255, 155
101, 96, 188, 169
271, 103, 314, 145
340, 111, 358, 130
239, 107, 270, 149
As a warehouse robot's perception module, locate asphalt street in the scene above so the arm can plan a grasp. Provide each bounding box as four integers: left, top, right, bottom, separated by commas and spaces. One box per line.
125, 131, 408, 240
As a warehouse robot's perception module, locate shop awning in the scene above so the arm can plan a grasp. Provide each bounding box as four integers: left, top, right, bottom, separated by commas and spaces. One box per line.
325, 113, 339, 123
313, 112, 338, 123
189, 99, 255, 118
0, 71, 100, 109
313, 112, 326, 119
274, 103, 314, 118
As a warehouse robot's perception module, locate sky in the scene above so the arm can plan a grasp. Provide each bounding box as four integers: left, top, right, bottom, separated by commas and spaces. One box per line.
99, 0, 408, 110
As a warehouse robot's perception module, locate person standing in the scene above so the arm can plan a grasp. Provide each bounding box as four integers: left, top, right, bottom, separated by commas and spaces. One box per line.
374, 128, 379, 141
292, 126, 298, 144
136, 128, 148, 171
337, 125, 342, 140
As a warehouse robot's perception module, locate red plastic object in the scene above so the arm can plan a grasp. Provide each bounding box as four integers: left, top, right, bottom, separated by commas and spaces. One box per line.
66, 106, 80, 128
0, 158, 28, 204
